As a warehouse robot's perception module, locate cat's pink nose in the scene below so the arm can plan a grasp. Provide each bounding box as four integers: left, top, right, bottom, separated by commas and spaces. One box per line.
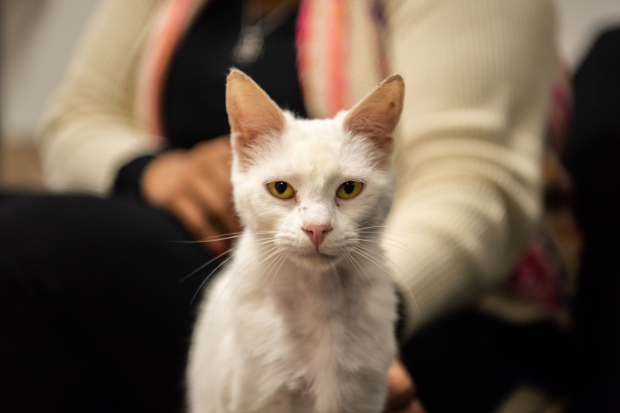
302, 224, 332, 248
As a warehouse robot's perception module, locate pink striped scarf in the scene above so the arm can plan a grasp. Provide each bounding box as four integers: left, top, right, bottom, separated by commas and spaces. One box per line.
140, 0, 387, 139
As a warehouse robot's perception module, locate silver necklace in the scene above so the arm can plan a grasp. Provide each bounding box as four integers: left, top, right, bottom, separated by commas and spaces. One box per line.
232, 1, 293, 66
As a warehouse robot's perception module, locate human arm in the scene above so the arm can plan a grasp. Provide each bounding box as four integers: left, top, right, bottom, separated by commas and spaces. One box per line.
37, 0, 239, 250
385, 0, 557, 337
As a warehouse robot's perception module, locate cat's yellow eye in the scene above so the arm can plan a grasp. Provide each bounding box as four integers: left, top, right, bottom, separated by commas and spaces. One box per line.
267, 181, 295, 199
336, 181, 363, 199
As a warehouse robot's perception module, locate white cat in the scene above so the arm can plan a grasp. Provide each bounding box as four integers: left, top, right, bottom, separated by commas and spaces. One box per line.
187, 69, 405, 413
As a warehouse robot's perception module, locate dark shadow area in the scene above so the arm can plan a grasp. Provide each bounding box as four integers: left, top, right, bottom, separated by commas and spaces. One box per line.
563, 26, 620, 413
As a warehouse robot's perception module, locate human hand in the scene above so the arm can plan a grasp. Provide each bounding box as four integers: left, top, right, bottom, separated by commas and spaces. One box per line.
385, 360, 426, 413
141, 137, 240, 254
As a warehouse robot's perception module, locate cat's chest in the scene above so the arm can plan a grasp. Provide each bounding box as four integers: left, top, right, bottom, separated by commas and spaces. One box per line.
239, 293, 353, 398
216, 257, 396, 412
238, 268, 370, 367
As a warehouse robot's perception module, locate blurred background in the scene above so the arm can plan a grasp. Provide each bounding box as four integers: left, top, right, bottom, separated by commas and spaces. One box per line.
0, 0, 99, 189
0, 1, 619, 412
1, 0, 620, 191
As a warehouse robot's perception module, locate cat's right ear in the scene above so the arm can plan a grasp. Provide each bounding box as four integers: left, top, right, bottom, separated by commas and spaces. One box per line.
226, 69, 286, 164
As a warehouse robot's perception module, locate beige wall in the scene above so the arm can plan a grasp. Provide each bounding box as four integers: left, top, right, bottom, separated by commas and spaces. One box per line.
1, 0, 101, 142
558, 0, 620, 68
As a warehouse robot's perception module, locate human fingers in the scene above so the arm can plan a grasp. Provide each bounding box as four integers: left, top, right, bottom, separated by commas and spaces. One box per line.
140, 149, 236, 250
385, 360, 425, 413
189, 176, 240, 235
190, 139, 239, 234
141, 150, 189, 208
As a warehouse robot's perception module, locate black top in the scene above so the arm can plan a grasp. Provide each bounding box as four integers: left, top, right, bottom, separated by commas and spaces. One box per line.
163, 0, 306, 148
113, 0, 305, 198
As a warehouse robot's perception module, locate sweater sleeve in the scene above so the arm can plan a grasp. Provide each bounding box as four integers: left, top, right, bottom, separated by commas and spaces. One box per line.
38, 0, 163, 195
384, 0, 556, 338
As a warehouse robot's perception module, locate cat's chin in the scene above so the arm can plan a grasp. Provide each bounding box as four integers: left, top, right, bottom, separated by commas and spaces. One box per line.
295, 250, 339, 268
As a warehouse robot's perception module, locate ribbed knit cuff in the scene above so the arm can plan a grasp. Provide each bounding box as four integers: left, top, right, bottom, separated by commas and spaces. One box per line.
110, 155, 157, 202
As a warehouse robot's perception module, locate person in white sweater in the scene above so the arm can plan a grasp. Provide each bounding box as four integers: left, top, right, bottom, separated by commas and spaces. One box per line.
0, 0, 556, 411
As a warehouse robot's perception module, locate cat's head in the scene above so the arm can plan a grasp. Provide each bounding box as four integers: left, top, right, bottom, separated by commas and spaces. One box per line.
226, 69, 404, 269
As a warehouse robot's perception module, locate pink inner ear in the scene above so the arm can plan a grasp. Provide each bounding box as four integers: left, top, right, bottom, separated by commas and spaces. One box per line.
226, 70, 286, 161
344, 75, 405, 154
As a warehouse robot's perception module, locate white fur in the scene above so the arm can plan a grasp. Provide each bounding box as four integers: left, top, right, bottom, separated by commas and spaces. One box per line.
187, 96, 399, 413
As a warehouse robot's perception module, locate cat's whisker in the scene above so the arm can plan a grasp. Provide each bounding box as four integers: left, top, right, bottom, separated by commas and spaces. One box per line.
344, 248, 374, 287
382, 242, 422, 264
251, 238, 279, 246
355, 244, 418, 288
186, 234, 244, 243
189, 253, 236, 305
181, 238, 279, 284
206, 243, 282, 329
350, 245, 405, 287
357, 233, 419, 250
185, 230, 280, 244
356, 225, 387, 232
200, 231, 279, 243
242, 244, 283, 286
356, 237, 420, 261
357, 227, 422, 242
352, 219, 376, 230
347, 247, 389, 281
180, 246, 237, 283
173, 238, 239, 244
215, 246, 286, 336
350, 246, 421, 319
355, 243, 412, 282
358, 231, 423, 240
175, 231, 249, 244
191, 241, 279, 307
344, 252, 373, 288
269, 249, 292, 288
245, 239, 279, 251
259, 247, 289, 287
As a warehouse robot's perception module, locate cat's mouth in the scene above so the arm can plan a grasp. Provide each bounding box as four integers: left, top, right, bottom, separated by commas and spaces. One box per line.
297, 250, 337, 262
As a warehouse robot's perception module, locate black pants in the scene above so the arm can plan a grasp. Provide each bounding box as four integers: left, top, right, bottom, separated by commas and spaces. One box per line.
0, 194, 214, 413
563, 26, 620, 413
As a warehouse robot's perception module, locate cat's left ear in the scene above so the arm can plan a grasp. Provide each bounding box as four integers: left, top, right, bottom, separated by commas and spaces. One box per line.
343, 74, 404, 156
226, 69, 286, 164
